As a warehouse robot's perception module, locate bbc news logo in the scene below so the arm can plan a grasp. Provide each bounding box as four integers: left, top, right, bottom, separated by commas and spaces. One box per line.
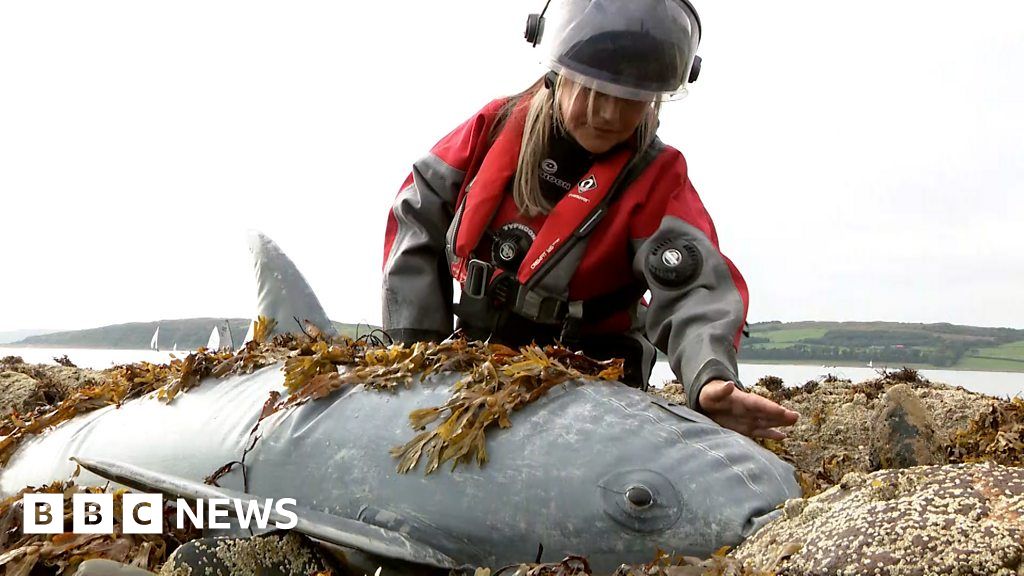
23, 493, 298, 534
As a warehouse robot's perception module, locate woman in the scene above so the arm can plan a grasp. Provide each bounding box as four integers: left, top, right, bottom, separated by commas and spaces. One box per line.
382, 0, 797, 439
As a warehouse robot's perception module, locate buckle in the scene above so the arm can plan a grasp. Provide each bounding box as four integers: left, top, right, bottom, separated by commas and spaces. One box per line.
489, 273, 518, 308
464, 259, 492, 299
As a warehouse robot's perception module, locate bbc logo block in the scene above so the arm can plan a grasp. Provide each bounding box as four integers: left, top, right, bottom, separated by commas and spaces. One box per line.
23, 493, 164, 534
22, 494, 64, 534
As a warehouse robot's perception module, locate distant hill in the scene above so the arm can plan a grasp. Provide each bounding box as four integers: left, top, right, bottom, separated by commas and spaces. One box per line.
12, 319, 380, 350
0, 329, 60, 345
744, 321, 1024, 372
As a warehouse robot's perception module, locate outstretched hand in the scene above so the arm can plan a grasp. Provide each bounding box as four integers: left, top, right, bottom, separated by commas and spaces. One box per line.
698, 380, 799, 440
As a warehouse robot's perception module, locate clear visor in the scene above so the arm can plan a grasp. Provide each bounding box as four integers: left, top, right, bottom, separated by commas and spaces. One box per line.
540, 0, 701, 102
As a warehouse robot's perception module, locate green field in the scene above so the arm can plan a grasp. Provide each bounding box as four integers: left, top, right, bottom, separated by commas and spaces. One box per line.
972, 341, 1024, 358
747, 322, 1024, 373
958, 341, 1024, 371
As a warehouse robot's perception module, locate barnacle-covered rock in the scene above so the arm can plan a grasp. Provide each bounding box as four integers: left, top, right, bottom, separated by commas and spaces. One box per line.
869, 384, 945, 470
159, 533, 333, 576
0, 371, 46, 415
732, 463, 1024, 575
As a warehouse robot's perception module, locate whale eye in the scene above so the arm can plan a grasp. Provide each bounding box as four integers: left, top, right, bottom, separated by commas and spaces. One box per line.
625, 485, 654, 508
598, 469, 681, 533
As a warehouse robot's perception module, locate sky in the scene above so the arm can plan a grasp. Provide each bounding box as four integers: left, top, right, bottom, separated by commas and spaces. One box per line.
0, 0, 1021, 333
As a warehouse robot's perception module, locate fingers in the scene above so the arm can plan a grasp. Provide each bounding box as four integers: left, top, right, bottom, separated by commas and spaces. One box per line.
713, 415, 789, 440
697, 379, 735, 410
738, 391, 800, 425
698, 380, 800, 440
751, 427, 788, 440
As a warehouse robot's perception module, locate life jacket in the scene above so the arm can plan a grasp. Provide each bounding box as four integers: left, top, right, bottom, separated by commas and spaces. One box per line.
444, 98, 664, 342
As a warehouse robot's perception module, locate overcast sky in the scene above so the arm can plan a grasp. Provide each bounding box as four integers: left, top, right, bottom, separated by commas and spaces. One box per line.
1, 0, 1021, 333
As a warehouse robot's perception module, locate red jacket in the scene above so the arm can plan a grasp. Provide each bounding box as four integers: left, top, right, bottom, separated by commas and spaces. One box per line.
384, 96, 749, 405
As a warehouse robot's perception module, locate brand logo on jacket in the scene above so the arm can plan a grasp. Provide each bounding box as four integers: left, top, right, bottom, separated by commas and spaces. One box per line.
541, 159, 558, 174
540, 171, 573, 191
568, 175, 598, 203
498, 242, 517, 262
530, 238, 562, 271
662, 248, 683, 267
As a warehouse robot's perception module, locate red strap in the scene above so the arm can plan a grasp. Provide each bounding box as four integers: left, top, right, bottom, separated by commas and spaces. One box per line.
454, 100, 634, 286
517, 146, 633, 284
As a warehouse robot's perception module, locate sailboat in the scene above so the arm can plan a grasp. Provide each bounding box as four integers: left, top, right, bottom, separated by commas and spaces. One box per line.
242, 320, 255, 346
149, 326, 160, 351
206, 325, 221, 351
224, 320, 235, 351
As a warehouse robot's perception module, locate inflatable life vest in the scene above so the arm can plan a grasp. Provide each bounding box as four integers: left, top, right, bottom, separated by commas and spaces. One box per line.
444, 100, 662, 342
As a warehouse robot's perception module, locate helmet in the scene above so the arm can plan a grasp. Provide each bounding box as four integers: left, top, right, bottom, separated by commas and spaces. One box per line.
528, 0, 702, 101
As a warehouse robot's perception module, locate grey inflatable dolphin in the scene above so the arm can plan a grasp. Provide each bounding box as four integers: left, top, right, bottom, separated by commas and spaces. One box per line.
0, 233, 800, 572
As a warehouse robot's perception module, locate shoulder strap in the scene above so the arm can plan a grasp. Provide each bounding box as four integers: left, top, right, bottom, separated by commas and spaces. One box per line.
523, 137, 666, 291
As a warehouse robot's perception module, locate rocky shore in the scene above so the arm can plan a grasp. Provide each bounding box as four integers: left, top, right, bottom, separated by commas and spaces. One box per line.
2, 355, 1022, 575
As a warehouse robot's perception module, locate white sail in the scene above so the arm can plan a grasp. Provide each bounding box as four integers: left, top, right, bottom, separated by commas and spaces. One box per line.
242, 320, 255, 345
206, 326, 221, 351
224, 321, 235, 351
150, 326, 160, 351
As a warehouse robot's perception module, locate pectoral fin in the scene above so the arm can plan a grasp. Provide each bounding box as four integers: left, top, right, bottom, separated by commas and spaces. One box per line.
74, 457, 458, 569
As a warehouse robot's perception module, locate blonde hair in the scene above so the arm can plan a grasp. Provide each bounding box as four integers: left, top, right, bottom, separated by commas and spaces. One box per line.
513, 76, 661, 217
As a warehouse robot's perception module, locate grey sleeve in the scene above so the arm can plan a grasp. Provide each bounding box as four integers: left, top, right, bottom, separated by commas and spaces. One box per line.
382, 154, 466, 342
632, 215, 747, 411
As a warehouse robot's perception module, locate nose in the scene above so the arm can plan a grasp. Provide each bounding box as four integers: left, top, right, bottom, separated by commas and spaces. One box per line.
591, 93, 621, 124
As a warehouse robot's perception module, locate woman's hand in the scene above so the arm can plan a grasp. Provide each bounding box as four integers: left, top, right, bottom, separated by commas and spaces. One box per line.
698, 380, 799, 440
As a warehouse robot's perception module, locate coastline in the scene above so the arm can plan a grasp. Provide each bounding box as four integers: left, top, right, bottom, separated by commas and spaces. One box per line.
738, 358, 1024, 374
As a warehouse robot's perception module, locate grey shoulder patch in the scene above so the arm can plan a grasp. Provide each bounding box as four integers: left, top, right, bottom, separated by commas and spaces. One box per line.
248, 231, 337, 338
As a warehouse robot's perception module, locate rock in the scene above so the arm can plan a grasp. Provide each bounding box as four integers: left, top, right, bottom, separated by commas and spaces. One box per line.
0, 371, 46, 415
869, 384, 945, 470
159, 532, 336, 576
652, 382, 687, 406
732, 463, 1024, 575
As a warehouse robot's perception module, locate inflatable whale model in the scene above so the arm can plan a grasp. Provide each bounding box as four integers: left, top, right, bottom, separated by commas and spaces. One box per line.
0, 233, 801, 573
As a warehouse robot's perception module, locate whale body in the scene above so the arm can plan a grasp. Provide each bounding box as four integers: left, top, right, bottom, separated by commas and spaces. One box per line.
1, 362, 799, 572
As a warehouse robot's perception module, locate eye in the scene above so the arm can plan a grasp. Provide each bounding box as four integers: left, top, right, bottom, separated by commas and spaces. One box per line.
598, 469, 681, 532
625, 485, 654, 508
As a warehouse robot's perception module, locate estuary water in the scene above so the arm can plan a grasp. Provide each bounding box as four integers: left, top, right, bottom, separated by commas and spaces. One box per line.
2, 346, 1023, 399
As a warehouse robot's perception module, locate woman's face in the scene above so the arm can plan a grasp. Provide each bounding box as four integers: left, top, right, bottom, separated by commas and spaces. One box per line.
556, 77, 651, 154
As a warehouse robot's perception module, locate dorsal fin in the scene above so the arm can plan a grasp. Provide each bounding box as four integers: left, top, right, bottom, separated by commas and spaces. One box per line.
248, 231, 337, 338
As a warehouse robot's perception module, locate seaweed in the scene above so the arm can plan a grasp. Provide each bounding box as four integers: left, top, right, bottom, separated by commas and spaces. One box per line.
389, 343, 623, 474
272, 338, 624, 474
876, 366, 928, 385
0, 343, 265, 466
2, 332, 622, 477
0, 468, 200, 574
756, 375, 784, 393
947, 397, 1024, 466
612, 547, 773, 576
